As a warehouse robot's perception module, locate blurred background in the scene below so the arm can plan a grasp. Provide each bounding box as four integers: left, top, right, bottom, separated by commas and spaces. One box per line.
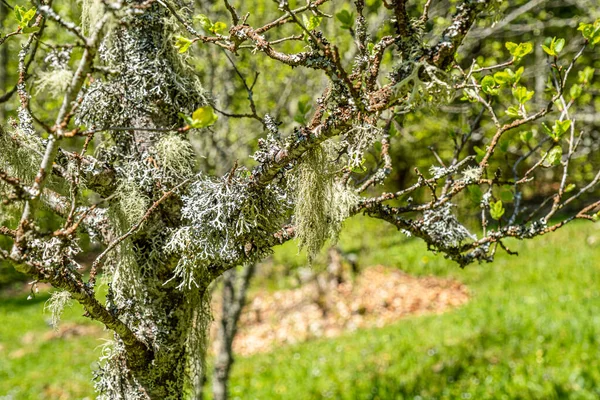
1, 0, 600, 398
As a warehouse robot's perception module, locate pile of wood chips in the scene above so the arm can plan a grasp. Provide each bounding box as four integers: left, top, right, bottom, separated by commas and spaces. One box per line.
213, 266, 469, 356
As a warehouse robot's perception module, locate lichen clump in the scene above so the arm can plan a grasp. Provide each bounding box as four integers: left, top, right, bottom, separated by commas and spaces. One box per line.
293, 144, 359, 263
165, 172, 292, 289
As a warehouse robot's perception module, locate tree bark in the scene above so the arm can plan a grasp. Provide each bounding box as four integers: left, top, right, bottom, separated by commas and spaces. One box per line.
212, 263, 255, 400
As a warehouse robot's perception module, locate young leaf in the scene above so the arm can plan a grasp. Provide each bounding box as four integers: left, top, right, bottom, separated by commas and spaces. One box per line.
490, 200, 505, 220
543, 146, 563, 167
553, 38, 565, 53
14, 5, 23, 23
512, 86, 534, 104
569, 84, 582, 100
578, 67, 595, 85
305, 15, 322, 30
194, 14, 213, 32
335, 10, 354, 30
473, 146, 486, 163
211, 21, 227, 34
520, 131, 533, 143
505, 106, 520, 118
542, 37, 565, 56
178, 112, 195, 126
174, 36, 193, 53
467, 185, 483, 204
481, 75, 498, 95
552, 120, 571, 140
191, 106, 218, 128
578, 19, 600, 45
506, 42, 533, 58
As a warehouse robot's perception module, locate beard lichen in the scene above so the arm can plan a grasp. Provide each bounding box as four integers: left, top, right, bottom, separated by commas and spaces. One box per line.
293, 144, 360, 263
44, 290, 73, 330
153, 134, 196, 180
293, 145, 333, 264
0, 122, 43, 183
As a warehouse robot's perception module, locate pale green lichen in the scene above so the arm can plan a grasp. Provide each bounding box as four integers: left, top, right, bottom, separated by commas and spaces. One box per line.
34, 69, 74, 95
294, 145, 334, 264
0, 122, 43, 183
79, 0, 104, 34
44, 291, 73, 330
154, 134, 196, 179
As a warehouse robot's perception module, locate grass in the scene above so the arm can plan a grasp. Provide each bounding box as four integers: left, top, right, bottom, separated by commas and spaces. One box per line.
1, 218, 600, 399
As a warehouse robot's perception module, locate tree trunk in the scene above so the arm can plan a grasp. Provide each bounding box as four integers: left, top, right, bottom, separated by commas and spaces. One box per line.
79, 2, 210, 398
213, 263, 255, 400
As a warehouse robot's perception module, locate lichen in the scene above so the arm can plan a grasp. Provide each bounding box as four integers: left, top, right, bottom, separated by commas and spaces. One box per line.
293, 145, 334, 264
44, 291, 73, 330
165, 171, 291, 289
153, 134, 196, 180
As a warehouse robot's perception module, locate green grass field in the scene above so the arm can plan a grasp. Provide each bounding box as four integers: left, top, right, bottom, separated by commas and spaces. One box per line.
1, 218, 599, 399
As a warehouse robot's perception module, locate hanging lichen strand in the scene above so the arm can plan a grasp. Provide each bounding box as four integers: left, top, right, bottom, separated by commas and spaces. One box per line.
74, 2, 210, 398
293, 143, 359, 264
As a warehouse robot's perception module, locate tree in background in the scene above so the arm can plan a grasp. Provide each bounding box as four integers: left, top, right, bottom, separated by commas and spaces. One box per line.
0, 0, 599, 398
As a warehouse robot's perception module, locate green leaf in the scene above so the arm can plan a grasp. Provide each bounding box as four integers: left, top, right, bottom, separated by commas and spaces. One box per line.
178, 112, 194, 126
552, 119, 571, 140
553, 38, 565, 53
543, 146, 562, 167
303, 15, 322, 30
14, 5, 23, 23
211, 21, 227, 34
481, 75, 498, 95
191, 106, 218, 128
494, 67, 522, 86
520, 131, 533, 143
499, 139, 509, 153
578, 67, 595, 85
564, 183, 576, 193
512, 86, 534, 104
351, 158, 367, 173
473, 146, 486, 163
367, 42, 375, 55
542, 37, 565, 56
467, 185, 483, 204
462, 88, 479, 102
490, 200, 505, 220
335, 10, 354, 29
541, 44, 554, 56
505, 106, 520, 118
500, 186, 514, 202
506, 42, 533, 58
174, 36, 193, 53
569, 84, 582, 100
578, 20, 600, 45
493, 70, 511, 85
505, 42, 518, 55
194, 14, 213, 32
